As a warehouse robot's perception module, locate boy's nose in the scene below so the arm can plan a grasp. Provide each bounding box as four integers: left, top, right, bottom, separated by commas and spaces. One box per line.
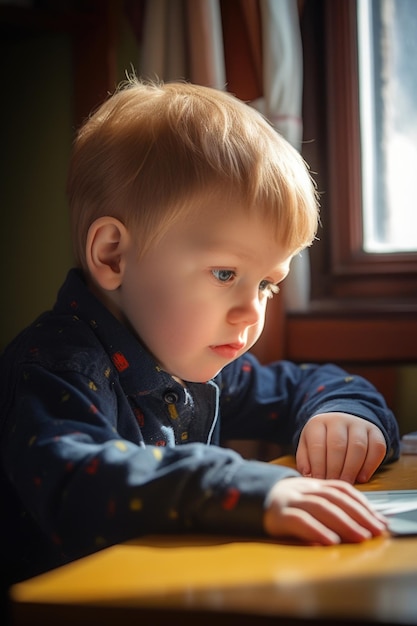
227, 296, 264, 327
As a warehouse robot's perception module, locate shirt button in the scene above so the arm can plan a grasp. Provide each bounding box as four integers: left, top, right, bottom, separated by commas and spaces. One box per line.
163, 391, 179, 404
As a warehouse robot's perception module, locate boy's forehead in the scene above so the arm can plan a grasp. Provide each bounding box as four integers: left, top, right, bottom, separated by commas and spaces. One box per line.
165, 206, 293, 271
195, 202, 282, 242
173, 207, 260, 243
175, 196, 264, 235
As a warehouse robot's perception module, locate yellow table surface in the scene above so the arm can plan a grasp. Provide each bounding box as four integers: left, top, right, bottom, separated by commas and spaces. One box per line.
10, 454, 417, 625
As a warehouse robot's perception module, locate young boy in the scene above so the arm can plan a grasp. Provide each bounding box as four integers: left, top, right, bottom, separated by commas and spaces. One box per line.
0, 78, 399, 586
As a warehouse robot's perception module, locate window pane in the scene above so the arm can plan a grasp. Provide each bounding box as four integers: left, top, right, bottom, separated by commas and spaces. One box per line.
358, 0, 417, 253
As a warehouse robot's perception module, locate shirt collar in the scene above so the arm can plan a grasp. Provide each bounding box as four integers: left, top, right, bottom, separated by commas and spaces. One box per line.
54, 269, 177, 396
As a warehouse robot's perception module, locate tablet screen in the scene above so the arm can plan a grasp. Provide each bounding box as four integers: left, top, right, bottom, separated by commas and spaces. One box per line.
364, 490, 417, 536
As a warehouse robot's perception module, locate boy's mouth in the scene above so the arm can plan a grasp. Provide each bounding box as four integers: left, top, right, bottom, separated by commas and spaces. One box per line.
210, 342, 245, 359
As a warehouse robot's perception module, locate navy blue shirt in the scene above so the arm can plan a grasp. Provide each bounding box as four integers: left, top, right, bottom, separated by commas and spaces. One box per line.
0, 269, 400, 583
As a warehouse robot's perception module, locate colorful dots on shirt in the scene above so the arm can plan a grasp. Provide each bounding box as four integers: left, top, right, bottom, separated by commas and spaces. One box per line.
111, 351, 129, 372
167, 403, 178, 420
134, 407, 145, 427
222, 487, 240, 511
85, 458, 99, 475
114, 440, 128, 452
88, 380, 98, 391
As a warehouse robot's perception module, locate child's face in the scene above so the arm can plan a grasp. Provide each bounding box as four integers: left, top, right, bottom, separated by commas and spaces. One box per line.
118, 199, 292, 383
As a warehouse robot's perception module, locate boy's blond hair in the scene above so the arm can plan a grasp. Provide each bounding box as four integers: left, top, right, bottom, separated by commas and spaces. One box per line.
67, 77, 319, 270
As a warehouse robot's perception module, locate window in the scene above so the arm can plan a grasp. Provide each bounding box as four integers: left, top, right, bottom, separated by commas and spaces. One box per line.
358, 0, 417, 254
301, 0, 417, 305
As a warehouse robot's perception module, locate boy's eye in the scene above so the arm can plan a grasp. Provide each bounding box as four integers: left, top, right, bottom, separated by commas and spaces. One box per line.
211, 269, 236, 283
259, 280, 280, 299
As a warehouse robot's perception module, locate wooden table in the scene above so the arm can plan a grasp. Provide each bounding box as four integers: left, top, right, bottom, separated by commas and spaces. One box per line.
10, 455, 417, 626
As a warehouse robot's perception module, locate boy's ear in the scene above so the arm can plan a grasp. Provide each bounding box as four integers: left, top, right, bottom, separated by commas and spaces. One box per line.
85, 217, 130, 291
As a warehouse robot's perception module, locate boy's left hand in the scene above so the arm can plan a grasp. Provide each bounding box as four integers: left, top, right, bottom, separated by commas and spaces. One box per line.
296, 412, 387, 484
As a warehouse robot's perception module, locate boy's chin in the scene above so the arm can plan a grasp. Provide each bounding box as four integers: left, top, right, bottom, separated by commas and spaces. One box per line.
169, 366, 224, 385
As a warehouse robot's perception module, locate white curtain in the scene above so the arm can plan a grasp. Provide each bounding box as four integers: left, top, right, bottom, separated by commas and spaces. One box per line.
140, 0, 226, 88
137, 0, 309, 311
251, 0, 309, 311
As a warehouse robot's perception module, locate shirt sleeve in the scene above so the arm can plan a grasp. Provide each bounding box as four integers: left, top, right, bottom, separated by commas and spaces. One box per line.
218, 354, 400, 463
1, 361, 299, 573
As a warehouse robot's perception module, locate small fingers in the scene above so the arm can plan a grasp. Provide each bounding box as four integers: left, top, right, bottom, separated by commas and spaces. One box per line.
270, 506, 343, 546
316, 481, 388, 538
296, 414, 387, 484
264, 478, 388, 546
336, 422, 368, 484
296, 419, 327, 479
325, 422, 350, 480
296, 417, 350, 480
355, 426, 387, 483
336, 423, 387, 484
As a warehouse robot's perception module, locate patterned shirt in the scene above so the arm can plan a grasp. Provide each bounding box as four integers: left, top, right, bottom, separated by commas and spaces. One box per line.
0, 269, 400, 583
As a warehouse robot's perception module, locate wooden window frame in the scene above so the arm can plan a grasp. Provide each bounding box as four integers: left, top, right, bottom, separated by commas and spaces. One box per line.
302, 0, 417, 306
282, 0, 417, 374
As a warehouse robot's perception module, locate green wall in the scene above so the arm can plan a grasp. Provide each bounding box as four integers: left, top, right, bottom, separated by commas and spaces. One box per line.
0, 8, 139, 352
0, 33, 73, 349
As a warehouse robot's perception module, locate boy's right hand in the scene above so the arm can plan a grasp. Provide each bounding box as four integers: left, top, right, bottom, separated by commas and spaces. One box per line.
263, 477, 388, 545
